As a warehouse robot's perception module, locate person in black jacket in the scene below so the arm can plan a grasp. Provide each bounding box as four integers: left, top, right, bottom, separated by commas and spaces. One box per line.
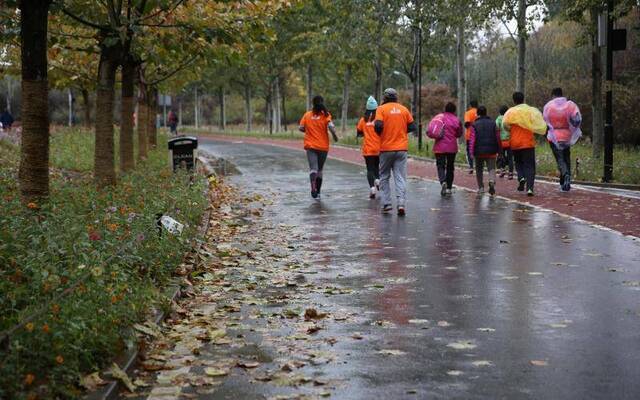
0, 109, 14, 133
469, 106, 502, 196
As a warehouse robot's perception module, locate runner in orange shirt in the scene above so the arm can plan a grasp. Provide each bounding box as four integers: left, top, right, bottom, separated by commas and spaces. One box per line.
464, 100, 478, 174
374, 88, 415, 216
356, 96, 381, 199
299, 95, 339, 200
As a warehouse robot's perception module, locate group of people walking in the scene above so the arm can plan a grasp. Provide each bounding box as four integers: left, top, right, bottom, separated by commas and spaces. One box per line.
298, 87, 581, 216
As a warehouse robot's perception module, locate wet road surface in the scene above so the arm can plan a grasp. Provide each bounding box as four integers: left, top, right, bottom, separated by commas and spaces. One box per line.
138, 139, 640, 400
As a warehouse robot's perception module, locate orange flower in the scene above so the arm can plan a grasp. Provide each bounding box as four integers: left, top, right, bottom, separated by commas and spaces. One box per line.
51, 304, 60, 314
25, 322, 34, 332
111, 295, 118, 304
27, 202, 38, 209
24, 373, 35, 385
106, 223, 118, 232
55, 355, 64, 364
42, 323, 50, 333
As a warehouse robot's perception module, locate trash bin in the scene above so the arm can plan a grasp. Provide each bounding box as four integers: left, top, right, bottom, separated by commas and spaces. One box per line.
168, 136, 198, 171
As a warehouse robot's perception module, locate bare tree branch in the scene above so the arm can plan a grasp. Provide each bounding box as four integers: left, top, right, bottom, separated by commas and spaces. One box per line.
501, 18, 518, 44
58, 6, 110, 31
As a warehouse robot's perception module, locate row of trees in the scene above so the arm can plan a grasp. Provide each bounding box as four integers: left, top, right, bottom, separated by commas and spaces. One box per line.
0, 0, 282, 202
174, 0, 638, 146
2, 1, 639, 204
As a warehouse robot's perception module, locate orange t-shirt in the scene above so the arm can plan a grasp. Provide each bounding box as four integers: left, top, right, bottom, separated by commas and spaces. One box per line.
300, 111, 332, 152
509, 124, 535, 150
374, 102, 413, 152
357, 117, 380, 156
464, 108, 477, 140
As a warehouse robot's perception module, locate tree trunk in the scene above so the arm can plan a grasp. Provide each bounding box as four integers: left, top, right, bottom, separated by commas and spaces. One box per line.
374, 52, 383, 103
266, 93, 272, 135
411, 74, 418, 120
120, 59, 135, 172
306, 64, 312, 110
5, 77, 13, 113
148, 87, 157, 148
456, 24, 466, 125
162, 94, 167, 128
67, 88, 74, 126
94, 46, 119, 186
178, 97, 182, 127
194, 86, 199, 129
281, 79, 287, 132
272, 77, 281, 133
591, 7, 604, 158
244, 84, 252, 132
341, 65, 351, 133
19, 0, 51, 202
516, 0, 527, 95
81, 88, 91, 128
218, 86, 226, 131
137, 89, 148, 160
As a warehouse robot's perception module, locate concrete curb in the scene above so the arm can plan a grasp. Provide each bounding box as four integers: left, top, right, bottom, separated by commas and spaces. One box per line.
85, 160, 215, 400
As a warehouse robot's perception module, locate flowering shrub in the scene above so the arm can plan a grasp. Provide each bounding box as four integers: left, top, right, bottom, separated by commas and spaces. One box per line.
0, 128, 207, 399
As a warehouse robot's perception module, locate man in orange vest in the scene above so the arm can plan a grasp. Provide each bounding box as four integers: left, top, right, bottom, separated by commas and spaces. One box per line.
464, 100, 478, 174
374, 88, 416, 216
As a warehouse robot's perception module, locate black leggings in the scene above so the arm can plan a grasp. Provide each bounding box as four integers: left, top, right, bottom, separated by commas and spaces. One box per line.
436, 153, 456, 189
513, 148, 536, 190
364, 155, 380, 187
498, 148, 514, 173
306, 149, 328, 194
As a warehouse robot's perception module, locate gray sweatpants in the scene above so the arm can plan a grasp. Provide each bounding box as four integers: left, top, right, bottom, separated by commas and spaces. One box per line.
379, 151, 408, 207
306, 149, 328, 176
475, 157, 496, 188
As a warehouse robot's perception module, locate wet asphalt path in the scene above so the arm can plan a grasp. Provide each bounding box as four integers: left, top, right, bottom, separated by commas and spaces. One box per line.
199, 139, 640, 400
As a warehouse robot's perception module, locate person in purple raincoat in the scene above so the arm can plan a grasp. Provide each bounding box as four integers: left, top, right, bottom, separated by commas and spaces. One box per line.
427, 102, 463, 196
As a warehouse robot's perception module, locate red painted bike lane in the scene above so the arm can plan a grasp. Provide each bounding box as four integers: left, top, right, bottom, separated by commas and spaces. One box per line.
201, 134, 640, 238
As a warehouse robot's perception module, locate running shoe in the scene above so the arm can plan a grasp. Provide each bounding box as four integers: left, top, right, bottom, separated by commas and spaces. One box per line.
499, 170, 506, 178
397, 206, 406, 216
311, 190, 318, 199
489, 181, 496, 196
440, 182, 447, 197
517, 178, 526, 191
374, 179, 380, 191
446, 188, 452, 195
369, 187, 376, 199
468, 169, 474, 174
477, 187, 485, 195
508, 173, 514, 180
382, 204, 393, 214
527, 188, 534, 197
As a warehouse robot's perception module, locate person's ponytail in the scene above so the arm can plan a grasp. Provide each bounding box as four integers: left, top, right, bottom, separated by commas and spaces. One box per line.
312, 95, 329, 117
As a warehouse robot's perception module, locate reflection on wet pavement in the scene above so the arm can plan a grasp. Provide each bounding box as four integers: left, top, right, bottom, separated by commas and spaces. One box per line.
193, 140, 640, 399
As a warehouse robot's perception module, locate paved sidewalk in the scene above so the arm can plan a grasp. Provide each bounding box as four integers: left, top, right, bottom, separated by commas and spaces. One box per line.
200, 134, 640, 238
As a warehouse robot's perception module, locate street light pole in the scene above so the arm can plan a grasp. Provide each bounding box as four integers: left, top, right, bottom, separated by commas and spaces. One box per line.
417, 27, 423, 152
415, 0, 423, 152
603, 0, 614, 182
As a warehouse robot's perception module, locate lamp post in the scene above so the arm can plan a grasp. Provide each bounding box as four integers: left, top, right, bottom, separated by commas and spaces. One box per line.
392, 70, 409, 91
603, 0, 614, 182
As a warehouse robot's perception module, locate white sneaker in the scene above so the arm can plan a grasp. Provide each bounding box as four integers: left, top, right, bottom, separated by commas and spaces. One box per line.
369, 187, 376, 199
374, 179, 380, 190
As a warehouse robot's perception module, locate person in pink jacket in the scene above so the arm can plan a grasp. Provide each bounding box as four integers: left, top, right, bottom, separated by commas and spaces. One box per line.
427, 102, 463, 196
543, 87, 582, 192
